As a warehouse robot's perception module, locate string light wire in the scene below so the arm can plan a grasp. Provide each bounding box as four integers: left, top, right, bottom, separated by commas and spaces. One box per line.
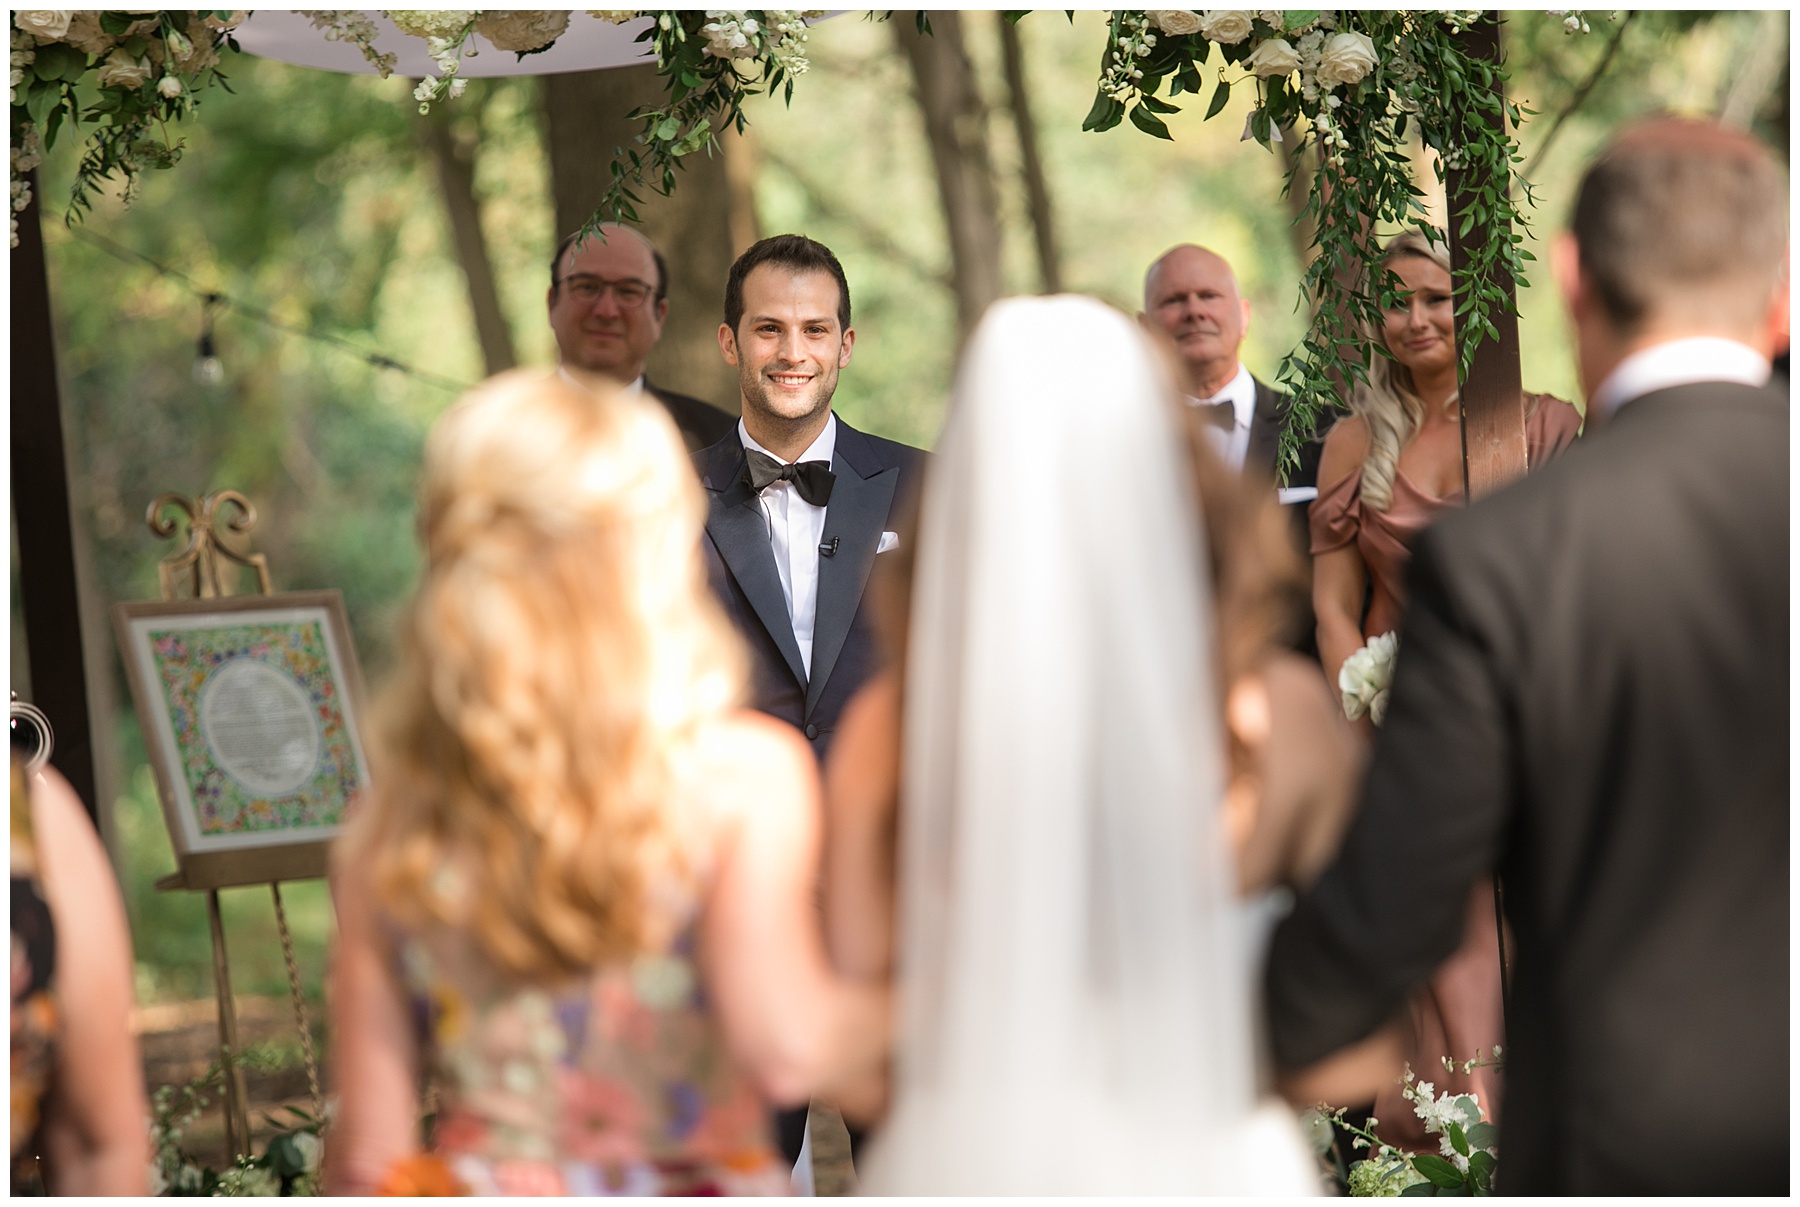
63, 226, 474, 394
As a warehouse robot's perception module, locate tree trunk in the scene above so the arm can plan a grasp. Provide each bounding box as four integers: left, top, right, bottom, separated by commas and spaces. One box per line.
543, 65, 742, 411
997, 14, 1060, 294
418, 92, 516, 377
895, 12, 1004, 344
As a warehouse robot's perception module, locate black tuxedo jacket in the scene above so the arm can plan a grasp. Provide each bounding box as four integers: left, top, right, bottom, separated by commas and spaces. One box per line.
1243, 374, 1325, 491
1264, 381, 1788, 1194
694, 417, 925, 760
645, 378, 737, 453
1244, 375, 1328, 658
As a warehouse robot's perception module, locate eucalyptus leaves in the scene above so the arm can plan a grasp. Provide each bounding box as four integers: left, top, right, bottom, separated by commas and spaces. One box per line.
9, 10, 245, 245
1086, 10, 1539, 480
577, 10, 820, 242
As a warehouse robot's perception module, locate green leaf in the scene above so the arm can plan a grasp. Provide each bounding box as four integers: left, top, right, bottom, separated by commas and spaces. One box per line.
1413, 1155, 1468, 1190
1204, 76, 1232, 119
1400, 1181, 1438, 1197
653, 115, 680, 141
32, 42, 89, 85
1464, 1122, 1498, 1151
1446, 1120, 1470, 1157
100, 11, 135, 35
1080, 91, 1121, 132
1285, 10, 1320, 28
1128, 103, 1172, 140
1138, 92, 1180, 114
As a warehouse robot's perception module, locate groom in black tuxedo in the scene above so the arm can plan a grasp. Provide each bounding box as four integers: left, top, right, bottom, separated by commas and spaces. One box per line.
695, 236, 922, 1170
695, 235, 924, 765
1264, 117, 1789, 1194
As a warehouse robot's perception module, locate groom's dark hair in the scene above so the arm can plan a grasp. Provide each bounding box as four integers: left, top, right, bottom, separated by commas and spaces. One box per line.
724, 234, 852, 335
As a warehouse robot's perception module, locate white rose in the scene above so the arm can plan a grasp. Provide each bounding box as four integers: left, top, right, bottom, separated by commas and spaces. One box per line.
1257, 9, 1283, 29
474, 9, 569, 53
387, 10, 475, 42
1315, 30, 1378, 88
1245, 36, 1300, 77
14, 11, 73, 41
587, 10, 639, 23
291, 1131, 322, 1174
156, 74, 181, 97
1145, 10, 1203, 36
95, 48, 151, 89
1197, 10, 1255, 44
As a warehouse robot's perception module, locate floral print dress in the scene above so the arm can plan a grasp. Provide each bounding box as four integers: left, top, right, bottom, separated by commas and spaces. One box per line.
392, 914, 787, 1196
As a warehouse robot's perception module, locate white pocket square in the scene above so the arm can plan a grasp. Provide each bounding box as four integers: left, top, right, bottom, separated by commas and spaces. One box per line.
877, 531, 900, 554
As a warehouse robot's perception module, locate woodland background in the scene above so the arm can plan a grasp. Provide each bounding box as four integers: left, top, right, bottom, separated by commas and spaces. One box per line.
8, 9, 1788, 1017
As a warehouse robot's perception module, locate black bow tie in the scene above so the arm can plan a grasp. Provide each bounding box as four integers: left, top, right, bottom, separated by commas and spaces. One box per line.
1198, 398, 1236, 431
744, 449, 836, 507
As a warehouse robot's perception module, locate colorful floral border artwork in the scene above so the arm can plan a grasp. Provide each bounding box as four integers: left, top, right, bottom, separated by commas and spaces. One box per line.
117, 595, 369, 857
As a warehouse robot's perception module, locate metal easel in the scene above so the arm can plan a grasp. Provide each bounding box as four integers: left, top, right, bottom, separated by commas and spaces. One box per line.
144, 491, 324, 1158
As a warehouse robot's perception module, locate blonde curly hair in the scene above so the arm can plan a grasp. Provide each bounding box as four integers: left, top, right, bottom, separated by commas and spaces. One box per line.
1352, 231, 1453, 512
342, 372, 746, 982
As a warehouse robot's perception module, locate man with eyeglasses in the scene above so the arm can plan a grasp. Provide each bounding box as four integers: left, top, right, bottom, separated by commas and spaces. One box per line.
547, 223, 737, 451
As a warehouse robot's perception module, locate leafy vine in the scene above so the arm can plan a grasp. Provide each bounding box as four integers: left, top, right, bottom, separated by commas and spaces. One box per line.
10, 10, 246, 245
1086, 10, 1546, 479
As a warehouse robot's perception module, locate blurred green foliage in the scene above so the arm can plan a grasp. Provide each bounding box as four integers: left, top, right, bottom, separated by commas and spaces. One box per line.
17, 10, 1784, 1005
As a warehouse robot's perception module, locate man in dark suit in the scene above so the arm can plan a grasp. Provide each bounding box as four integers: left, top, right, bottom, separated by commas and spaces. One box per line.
695, 234, 923, 1174
547, 223, 737, 451
1140, 243, 1325, 493
696, 234, 924, 765
1264, 117, 1788, 1194
1142, 243, 1327, 655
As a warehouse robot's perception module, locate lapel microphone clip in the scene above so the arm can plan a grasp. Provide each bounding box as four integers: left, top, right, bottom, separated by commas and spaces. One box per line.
819, 536, 840, 558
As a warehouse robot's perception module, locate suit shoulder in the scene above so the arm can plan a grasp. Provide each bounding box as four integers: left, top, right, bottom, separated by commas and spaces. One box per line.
649, 383, 737, 441
837, 418, 928, 472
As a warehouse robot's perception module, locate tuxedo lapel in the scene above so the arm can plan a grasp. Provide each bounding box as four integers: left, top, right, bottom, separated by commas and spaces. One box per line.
1245, 377, 1284, 476
700, 440, 809, 687
806, 421, 898, 719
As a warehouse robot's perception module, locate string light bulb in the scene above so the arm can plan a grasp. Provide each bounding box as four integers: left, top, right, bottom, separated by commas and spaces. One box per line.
195, 292, 224, 385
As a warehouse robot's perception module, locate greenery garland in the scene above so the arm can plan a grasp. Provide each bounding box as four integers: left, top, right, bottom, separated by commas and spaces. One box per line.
1086, 9, 1540, 478
10, 11, 246, 246
14, 9, 1563, 479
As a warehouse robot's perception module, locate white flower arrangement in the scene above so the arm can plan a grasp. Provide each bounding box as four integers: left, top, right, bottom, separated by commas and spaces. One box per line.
475, 9, 570, 54
1324, 1050, 1503, 1195
1338, 631, 1397, 725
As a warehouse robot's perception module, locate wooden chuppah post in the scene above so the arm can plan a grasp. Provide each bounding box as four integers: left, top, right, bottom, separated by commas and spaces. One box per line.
1443, 12, 1524, 1024
11, 169, 100, 824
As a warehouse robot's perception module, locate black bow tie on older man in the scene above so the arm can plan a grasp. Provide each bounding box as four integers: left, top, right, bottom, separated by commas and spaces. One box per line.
1197, 397, 1237, 431
744, 448, 836, 507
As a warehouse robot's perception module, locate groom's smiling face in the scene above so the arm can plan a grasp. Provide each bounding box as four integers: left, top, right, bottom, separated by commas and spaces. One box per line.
720, 265, 855, 427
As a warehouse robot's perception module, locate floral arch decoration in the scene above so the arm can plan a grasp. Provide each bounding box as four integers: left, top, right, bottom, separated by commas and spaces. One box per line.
12, 9, 1564, 470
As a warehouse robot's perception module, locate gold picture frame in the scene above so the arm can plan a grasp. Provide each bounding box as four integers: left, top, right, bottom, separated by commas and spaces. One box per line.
113, 590, 370, 889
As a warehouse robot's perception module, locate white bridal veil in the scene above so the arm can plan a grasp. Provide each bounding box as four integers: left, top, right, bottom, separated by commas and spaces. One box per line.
861, 297, 1316, 1194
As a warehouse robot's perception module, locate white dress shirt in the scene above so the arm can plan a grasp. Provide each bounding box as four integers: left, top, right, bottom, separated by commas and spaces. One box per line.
1184, 361, 1256, 470
741, 413, 836, 679
1589, 337, 1770, 421
557, 364, 646, 395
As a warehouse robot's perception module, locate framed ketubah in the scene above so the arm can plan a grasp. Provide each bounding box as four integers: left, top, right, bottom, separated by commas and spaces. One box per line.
113, 590, 371, 889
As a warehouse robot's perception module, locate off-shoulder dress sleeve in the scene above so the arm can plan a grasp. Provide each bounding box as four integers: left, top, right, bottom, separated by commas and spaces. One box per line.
1308, 467, 1362, 557
1525, 393, 1582, 468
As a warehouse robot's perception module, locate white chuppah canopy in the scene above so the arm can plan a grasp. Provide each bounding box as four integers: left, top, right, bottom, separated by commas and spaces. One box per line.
230, 11, 660, 77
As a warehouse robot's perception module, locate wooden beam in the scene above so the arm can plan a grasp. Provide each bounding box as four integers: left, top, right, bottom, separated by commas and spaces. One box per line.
10, 170, 98, 823
1446, 13, 1527, 501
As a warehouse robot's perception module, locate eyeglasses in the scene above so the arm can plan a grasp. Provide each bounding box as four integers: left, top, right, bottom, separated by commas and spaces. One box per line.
559, 275, 656, 308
